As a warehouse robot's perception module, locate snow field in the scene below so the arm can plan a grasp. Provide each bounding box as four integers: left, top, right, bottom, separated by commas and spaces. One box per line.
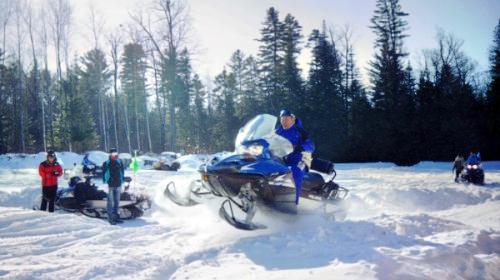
0, 156, 499, 279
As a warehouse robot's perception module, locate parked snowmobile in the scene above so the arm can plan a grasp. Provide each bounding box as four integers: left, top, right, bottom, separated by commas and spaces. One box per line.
461, 163, 485, 185
164, 114, 348, 230
153, 152, 181, 171
34, 176, 151, 220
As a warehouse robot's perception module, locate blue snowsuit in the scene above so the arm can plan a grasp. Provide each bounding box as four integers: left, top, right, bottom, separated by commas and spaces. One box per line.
83, 154, 96, 166
275, 119, 314, 204
466, 153, 481, 165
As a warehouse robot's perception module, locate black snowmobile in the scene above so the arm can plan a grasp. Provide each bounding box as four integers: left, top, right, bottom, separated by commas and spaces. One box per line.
34, 176, 151, 220
164, 114, 348, 230
461, 162, 485, 185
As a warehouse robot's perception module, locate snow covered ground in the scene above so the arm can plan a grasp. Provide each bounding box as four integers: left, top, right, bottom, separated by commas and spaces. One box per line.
0, 155, 499, 280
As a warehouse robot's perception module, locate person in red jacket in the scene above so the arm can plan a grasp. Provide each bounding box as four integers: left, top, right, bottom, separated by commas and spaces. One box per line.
38, 150, 63, 212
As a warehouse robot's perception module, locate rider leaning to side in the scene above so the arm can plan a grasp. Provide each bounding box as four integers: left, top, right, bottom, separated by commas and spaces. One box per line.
275, 109, 314, 205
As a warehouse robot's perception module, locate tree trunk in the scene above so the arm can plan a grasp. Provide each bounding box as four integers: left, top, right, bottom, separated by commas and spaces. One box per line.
123, 97, 132, 154
100, 95, 108, 151
112, 58, 119, 151
144, 97, 152, 152
15, 14, 25, 153
134, 97, 141, 152
152, 51, 165, 151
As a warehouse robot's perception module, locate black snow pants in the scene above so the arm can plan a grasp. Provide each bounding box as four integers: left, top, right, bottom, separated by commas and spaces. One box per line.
455, 168, 463, 180
41, 185, 58, 212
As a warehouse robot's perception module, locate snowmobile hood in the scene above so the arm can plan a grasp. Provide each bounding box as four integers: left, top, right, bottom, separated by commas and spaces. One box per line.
239, 159, 290, 177
205, 154, 290, 177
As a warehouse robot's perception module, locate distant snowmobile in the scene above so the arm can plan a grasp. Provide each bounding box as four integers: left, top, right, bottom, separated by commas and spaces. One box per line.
153, 152, 181, 171
164, 114, 348, 230
34, 176, 151, 220
82, 154, 104, 178
461, 163, 485, 185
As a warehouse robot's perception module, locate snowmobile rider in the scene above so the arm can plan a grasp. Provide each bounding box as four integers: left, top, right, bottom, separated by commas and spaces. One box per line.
452, 155, 464, 182
38, 150, 63, 212
275, 109, 314, 205
465, 151, 481, 165
102, 148, 125, 225
82, 154, 97, 175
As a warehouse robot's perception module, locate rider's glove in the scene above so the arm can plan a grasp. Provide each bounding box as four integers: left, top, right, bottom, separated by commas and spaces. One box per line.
51, 171, 60, 176
301, 152, 313, 168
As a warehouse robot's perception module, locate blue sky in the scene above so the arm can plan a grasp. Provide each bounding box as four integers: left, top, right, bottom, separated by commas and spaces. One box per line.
70, 0, 499, 84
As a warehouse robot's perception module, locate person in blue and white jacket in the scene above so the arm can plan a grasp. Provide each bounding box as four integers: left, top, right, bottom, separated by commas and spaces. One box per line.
102, 148, 125, 225
275, 109, 314, 205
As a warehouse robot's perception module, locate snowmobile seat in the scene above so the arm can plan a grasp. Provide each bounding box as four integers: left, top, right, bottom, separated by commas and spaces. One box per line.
74, 181, 106, 206
311, 158, 335, 174
73, 182, 89, 206
301, 172, 325, 192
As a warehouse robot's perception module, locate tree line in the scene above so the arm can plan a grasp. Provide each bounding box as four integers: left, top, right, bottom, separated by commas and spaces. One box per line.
0, 0, 499, 165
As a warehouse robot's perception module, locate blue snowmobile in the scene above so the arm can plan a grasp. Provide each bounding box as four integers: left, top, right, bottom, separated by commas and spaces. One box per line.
461, 153, 485, 185
164, 114, 348, 230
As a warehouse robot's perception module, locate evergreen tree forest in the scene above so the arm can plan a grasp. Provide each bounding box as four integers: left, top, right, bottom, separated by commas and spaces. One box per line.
0, 0, 498, 165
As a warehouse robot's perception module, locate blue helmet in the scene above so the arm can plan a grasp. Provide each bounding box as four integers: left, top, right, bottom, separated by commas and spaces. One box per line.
279, 109, 292, 117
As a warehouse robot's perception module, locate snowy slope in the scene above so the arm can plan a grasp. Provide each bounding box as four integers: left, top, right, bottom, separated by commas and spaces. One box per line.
0, 155, 499, 280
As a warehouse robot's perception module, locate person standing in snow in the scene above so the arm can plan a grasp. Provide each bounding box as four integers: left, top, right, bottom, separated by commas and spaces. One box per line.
38, 150, 63, 212
452, 155, 464, 182
275, 109, 314, 205
102, 148, 125, 225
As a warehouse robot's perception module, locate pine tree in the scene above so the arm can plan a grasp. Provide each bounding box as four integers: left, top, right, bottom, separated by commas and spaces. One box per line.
78, 48, 111, 151
348, 79, 377, 161
257, 7, 284, 113
10, 62, 28, 152
228, 50, 245, 102
26, 65, 45, 152
191, 74, 209, 151
227, 49, 249, 121
63, 62, 96, 152
176, 48, 193, 152
238, 55, 262, 122
281, 13, 304, 112
213, 69, 238, 150
0, 62, 19, 153
369, 0, 417, 165
306, 28, 344, 160
431, 32, 482, 159
415, 67, 438, 159
120, 43, 147, 152
485, 19, 500, 158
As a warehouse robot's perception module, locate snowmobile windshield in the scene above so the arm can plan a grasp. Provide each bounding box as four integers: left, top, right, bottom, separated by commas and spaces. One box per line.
235, 114, 293, 159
